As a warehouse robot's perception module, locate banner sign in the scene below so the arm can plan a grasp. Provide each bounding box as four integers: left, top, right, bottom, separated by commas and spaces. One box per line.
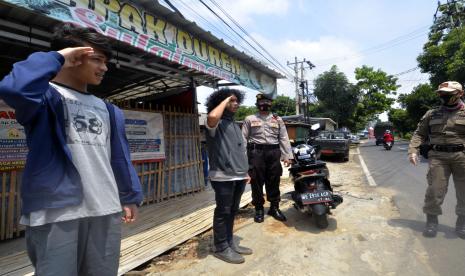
0, 100, 27, 171
3, 0, 278, 97
123, 110, 165, 162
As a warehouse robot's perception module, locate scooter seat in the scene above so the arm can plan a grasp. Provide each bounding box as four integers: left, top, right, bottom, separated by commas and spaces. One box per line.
289, 162, 327, 174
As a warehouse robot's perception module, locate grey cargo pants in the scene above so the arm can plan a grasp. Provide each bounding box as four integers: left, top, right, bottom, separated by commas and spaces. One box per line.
25, 213, 122, 276
424, 151, 465, 216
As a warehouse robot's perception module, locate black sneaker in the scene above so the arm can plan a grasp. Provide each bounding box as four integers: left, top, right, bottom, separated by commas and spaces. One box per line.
213, 247, 245, 264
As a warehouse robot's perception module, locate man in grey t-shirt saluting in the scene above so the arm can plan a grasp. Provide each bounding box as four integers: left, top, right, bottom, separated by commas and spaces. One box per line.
205, 88, 252, 264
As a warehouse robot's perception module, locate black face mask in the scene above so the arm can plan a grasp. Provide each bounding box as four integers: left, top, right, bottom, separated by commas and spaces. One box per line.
439, 94, 456, 106
258, 104, 271, 111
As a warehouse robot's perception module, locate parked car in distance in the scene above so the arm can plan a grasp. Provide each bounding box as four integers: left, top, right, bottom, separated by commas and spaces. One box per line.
349, 134, 360, 144
357, 131, 368, 139
312, 131, 350, 161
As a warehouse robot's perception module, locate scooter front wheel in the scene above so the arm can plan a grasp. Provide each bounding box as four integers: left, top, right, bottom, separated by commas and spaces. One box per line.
314, 213, 329, 229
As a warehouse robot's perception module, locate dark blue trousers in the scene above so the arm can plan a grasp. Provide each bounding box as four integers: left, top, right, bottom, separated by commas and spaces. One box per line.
211, 180, 246, 251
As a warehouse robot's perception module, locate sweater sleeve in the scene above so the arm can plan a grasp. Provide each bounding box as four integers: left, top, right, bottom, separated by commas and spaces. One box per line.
110, 105, 144, 206
0, 51, 64, 125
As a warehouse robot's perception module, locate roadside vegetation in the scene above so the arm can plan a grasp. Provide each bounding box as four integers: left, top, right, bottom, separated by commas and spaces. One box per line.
236, 3, 465, 137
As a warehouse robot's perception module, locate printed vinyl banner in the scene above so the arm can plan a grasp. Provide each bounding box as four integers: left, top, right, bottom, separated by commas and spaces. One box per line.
123, 110, 165, 162
3, 0, 278, 97
0, 100, 27, 171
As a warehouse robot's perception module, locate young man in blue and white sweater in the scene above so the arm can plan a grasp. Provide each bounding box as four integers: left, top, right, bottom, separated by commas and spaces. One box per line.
0, 23, 143, 275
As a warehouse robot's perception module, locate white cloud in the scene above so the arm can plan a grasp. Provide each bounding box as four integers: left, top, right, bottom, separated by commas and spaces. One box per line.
225, 0, 290, 24
197, 34, 364, 113
253, 34, 363, 97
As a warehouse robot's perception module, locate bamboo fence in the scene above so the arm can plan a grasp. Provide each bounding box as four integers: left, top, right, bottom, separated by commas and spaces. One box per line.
0, 104, 205, 241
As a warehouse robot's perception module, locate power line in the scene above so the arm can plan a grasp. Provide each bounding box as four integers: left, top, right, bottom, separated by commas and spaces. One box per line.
393, 67, 419, 76
165, 0, 292, 80
313, 26, 429, 66
162, 0, 185, 18
207, 0, 294, 78
176, 0, 260, 60
197, 0, 293, 79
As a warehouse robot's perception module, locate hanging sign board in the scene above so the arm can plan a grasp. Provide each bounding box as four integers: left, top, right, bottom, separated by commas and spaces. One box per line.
2, 0, 278, 98
123, 110, 165, 162
0, 100, 27, 171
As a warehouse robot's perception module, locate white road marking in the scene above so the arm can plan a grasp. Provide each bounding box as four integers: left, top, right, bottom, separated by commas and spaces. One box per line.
398, 147, 407, 150
356, 147, 377, 187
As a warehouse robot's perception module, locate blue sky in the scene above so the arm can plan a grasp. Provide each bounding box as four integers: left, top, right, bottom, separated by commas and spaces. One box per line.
161, 0, 438, 113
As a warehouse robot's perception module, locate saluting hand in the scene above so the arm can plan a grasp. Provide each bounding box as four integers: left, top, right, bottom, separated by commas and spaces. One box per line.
57, 47, 94, 68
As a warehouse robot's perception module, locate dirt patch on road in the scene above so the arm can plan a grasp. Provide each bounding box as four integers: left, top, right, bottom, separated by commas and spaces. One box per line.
128, 149, 434, 276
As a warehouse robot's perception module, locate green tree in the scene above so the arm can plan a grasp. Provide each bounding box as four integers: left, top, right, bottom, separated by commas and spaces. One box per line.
417, 1, 465, 86
352, 66, 399, 128
398, 83, 440, 125
235, 95, 295, 121
271, 95, 296, 116
235, 106, 257, 121
312, 65, 360, 129
388, 108, 415, 137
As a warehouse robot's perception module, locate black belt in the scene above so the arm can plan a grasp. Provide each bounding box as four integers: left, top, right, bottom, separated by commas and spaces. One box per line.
432, 144, 464, 152
247, 143, 280, 150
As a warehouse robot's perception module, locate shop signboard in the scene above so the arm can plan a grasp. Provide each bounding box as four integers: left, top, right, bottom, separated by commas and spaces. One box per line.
3, 0, 278, 97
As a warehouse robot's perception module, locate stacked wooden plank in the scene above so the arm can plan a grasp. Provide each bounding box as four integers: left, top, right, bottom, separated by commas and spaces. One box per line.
0, 187, 253, 276
0, 171, 22, 241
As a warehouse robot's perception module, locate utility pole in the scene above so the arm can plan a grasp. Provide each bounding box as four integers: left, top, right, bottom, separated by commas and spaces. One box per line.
287, 57, 315, 115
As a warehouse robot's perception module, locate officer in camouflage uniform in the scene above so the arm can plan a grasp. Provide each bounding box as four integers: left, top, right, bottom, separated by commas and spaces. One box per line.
242, 93, 293, 223
408, 81, 465, 239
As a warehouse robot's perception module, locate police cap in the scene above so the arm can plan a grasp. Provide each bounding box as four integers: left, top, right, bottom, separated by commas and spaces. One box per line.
256, 93, 273, 101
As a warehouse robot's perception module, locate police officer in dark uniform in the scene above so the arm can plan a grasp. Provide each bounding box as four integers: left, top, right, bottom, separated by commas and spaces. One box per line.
242, 93, 293, 223
409, 81, 465, 239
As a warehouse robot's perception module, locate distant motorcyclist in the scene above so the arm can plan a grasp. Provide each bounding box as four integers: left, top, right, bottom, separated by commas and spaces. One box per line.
383, 130, 394, 144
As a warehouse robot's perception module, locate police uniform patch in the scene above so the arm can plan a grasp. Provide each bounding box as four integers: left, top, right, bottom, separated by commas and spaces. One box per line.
251, 121, 262, 127
270, 123, 279, 128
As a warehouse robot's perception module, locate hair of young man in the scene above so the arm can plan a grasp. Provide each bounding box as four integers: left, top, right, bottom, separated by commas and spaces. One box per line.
50, 23, 113, 60
205, 88, 245, 113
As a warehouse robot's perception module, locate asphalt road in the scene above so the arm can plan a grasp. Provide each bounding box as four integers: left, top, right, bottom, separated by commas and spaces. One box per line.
359, 139, 465, 276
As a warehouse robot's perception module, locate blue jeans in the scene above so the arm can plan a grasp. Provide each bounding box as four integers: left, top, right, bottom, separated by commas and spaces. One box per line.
211, 180, 246, 251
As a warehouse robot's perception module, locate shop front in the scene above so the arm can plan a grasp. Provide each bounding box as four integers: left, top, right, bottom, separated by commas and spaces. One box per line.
0, 0, 282, 243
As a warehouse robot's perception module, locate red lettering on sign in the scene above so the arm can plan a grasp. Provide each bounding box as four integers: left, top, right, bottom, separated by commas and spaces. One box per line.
0, 111, 8, 119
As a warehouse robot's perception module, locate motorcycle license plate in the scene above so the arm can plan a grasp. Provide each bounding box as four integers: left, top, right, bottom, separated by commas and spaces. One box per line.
300, 190, 333, 205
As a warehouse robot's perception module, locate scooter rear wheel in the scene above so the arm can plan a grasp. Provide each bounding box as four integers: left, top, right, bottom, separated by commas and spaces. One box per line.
314, 213, 329, 229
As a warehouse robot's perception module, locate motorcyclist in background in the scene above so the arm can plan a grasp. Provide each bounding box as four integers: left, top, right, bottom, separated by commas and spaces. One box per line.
383, 130, 394, 144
